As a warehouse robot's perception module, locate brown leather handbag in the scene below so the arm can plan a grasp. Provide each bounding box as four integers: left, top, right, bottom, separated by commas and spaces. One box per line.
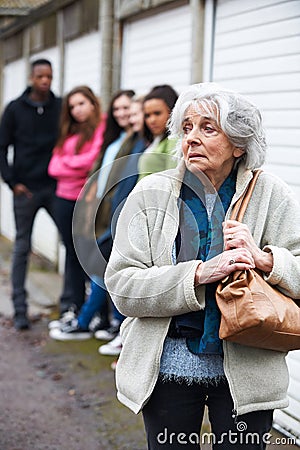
216, 170, 300, 352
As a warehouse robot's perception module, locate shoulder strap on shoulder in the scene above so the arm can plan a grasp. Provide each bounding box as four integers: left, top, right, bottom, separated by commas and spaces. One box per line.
231, 169, 263, 222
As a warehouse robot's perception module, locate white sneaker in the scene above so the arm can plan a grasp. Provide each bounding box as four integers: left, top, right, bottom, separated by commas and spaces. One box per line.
49, 326, 92, 341
94, 323, 120, 341
48, 319, 62, 330
98, 334, 122, 356
48, 309, 77, 330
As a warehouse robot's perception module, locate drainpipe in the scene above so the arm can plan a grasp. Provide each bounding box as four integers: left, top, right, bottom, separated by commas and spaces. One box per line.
0, 41, 3, 113
23, 28, 30, 82
202, 0, 216, 81
100, 0, 114, 111
57, 9, 65, 96
0, 41, 3, 235
190, 0, 205, 84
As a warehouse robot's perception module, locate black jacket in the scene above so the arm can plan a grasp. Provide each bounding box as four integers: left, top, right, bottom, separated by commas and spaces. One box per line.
0, 87, 62, 191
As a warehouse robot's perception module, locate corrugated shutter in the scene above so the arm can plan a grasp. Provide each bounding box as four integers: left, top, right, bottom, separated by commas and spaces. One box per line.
213, 0, 300, 441
64, 32, 101, 95
1, 59, 27, 241
213, 0, 300, 200
0, 183, 15, 241
1, 59, 27, 243
2, 58, 27, 105
275, 351, 300, 444
121, 4, 192, 95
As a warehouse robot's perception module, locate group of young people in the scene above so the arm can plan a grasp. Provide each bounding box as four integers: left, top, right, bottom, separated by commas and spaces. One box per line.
50, 84, 179, 359
0, 57, 179, 358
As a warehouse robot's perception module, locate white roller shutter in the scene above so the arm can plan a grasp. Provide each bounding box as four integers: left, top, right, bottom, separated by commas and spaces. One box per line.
2, 58, 27, 105
1, 58, 27, 241
275, 351, 300, 444
121, 4, 192, 95
213, 0, 300, 199
213, 0, 300, 441
64, 32, 101, 95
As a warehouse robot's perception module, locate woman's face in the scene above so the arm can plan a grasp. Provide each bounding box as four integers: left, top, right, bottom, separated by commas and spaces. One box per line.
182, 105, 244, 188
112, 94, 132, 130
69, 93, 95, 123
144, 99, 170, 137
129, 102, 144, 133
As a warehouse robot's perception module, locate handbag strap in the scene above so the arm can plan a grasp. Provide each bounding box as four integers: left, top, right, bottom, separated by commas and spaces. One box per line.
230, 169, 263, 222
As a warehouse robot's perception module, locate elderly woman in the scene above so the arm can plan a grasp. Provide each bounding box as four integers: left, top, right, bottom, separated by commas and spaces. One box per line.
105, 83, 300, 450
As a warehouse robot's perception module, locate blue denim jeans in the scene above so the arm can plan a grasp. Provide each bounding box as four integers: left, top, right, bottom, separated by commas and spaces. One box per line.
77, 276, 124, 330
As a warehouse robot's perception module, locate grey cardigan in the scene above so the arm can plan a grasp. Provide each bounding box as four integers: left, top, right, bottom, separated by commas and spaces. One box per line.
105, 160, 300, 415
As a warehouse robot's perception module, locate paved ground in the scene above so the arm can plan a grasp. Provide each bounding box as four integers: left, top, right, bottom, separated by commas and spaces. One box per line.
0, 235, 146, 450
0, 235, 298, 449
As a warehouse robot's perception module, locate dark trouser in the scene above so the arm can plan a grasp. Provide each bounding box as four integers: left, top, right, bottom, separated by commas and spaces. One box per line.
12, 189, 56, 316
142, 378, 273, 450
53, 196, 86, 314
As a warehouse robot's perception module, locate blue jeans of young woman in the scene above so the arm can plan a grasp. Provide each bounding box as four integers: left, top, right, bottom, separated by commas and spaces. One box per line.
12, 188, 56, 317
77, 276, 124, 330
53, 196, 86, 314
143, 378, 273, 450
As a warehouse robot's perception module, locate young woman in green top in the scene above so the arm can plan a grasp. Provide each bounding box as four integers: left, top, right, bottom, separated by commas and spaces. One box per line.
138, 84, 179, 180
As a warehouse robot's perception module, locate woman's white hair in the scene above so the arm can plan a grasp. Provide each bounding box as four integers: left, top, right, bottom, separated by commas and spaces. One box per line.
168, 82, 267, 169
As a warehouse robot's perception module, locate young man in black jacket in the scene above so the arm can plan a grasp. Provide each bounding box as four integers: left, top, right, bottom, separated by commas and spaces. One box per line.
0, 58, 62, 330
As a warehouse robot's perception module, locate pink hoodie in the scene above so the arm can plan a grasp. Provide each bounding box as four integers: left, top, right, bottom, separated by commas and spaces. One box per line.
48, 119, 106, 200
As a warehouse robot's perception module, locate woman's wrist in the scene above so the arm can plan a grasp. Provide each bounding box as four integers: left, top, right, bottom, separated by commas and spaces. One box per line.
256, 250, 274, 274
194, 261, 204, 286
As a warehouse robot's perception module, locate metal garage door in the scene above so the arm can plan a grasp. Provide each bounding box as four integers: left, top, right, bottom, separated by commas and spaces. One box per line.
121, 4, 192, 95
1, 58, 27, 241
213, 0, 300, 442
64, 31, 102, 95
213, 0, 300, 200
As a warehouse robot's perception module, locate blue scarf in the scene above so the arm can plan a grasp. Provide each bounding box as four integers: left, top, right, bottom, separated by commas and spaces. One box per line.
174, 169, 237, 355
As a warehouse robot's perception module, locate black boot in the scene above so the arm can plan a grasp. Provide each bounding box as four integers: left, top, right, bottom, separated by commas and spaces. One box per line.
14, 313, 30, 330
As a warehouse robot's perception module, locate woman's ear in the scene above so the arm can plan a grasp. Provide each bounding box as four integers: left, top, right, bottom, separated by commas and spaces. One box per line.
233, 147, 245, 158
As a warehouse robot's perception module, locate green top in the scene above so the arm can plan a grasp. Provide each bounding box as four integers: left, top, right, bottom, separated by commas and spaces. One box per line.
138, 136, 178, 181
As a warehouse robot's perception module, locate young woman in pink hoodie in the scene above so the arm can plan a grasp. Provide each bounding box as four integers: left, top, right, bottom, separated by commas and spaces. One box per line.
48, 85, 106, 317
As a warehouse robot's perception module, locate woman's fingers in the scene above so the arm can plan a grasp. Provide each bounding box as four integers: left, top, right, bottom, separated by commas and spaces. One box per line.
225, 248, 255, 268
223, 220, 256, 252
197, 249, 255, 285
